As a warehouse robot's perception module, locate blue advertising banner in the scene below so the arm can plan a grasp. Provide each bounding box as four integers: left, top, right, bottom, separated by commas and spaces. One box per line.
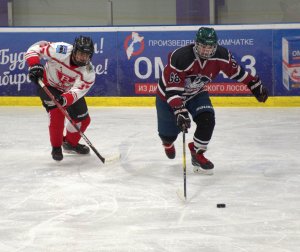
1, 24, 300, 97
118, 29, 273, 96
0, 31, 117, 96
118, 30, 194, 96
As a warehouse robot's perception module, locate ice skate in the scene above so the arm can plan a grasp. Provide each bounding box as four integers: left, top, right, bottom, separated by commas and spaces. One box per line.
51, 146, 63, 161
163, 142, 175, 159
188, 142, 214, 175
63, 140, 90, 154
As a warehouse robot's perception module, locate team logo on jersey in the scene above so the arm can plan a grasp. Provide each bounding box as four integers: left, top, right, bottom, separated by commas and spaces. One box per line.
124, 32, 145, 60
56, 70, 76, 87
185, 75, 211, 91
56, 45, 68, 54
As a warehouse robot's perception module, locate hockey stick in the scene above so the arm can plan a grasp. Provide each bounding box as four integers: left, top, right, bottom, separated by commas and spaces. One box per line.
182, 130, 187, 200
177, 130, 187, 202
38, 79, 113, 164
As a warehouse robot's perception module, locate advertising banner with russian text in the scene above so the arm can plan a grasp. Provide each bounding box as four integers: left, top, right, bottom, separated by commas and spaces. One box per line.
119, 29, 273, 96
0, 31, 117, 96
0, 25, 300, 97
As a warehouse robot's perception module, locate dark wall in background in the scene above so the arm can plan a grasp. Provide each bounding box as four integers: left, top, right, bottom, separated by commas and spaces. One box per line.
0, 0, 8, 26
176, 0, 210, 24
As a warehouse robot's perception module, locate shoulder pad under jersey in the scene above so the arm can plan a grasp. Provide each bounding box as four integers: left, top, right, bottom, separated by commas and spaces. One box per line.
213, 45, 230, 61
170, 44, 195, 71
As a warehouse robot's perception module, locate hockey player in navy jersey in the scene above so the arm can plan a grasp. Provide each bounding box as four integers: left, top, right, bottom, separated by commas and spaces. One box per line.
25, 36, 95, 161
156, 27, 268, 175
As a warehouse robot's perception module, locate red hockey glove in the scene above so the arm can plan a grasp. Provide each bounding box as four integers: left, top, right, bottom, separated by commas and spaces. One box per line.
174, 106, 191, 132
247, 78, 268, 103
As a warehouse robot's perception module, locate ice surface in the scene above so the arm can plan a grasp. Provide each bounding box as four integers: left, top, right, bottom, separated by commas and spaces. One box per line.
0, 106, 299, 252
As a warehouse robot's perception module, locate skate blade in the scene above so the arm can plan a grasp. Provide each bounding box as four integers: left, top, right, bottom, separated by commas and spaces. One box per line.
193, 166, 214, 175
63, 149, 91, 155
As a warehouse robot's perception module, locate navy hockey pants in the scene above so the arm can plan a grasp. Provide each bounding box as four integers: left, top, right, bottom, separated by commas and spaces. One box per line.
156, 91, 215, 138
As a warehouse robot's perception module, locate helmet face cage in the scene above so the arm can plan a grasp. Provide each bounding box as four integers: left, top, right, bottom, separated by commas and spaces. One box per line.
72, 36, 94, 66
195, 42, 217, 59
195, 27, 218, 59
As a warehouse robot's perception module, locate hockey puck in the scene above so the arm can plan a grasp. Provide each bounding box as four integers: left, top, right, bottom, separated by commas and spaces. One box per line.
217, 203, 226, 208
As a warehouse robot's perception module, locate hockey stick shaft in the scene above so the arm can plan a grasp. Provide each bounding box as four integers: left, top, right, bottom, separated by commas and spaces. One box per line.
38, 79, 105, 163
182, 131, 187, 200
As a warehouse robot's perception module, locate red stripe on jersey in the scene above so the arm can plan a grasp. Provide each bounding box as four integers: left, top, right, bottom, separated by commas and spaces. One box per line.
26, 56, 40, 66
45, 44, 52, 58
167, 96, 183, 108
62, 92, 75, 106
24, 51, 38, 59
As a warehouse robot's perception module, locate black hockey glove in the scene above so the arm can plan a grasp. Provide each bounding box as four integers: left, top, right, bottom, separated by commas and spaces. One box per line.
174, 106, 191, 132
247, 78, 268, 103
28, 63, 44, 85
55, 95, 67, 107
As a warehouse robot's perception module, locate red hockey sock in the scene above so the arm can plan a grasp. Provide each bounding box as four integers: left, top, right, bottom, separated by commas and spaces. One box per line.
65, 115, 91, 146
48, 108, 65, 147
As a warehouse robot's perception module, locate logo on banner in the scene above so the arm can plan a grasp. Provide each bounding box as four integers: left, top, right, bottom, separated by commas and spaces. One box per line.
124, 32, 145, 60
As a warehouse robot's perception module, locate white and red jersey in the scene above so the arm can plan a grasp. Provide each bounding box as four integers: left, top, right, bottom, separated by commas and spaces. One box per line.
25, 41, 95, 106
157, 44, 258, 109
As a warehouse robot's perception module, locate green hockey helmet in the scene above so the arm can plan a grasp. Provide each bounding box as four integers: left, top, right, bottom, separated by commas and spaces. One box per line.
195, 27, 218, 59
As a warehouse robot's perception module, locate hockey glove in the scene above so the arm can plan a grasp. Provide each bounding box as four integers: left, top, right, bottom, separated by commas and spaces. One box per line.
55, 95, 67, 107
247, 78, 268, 103
28, 64, 44, 85
174, 106, 191, 132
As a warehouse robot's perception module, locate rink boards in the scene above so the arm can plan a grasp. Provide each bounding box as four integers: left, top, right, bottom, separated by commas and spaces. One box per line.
1, 24, 300, 106
1, 96, 299, 107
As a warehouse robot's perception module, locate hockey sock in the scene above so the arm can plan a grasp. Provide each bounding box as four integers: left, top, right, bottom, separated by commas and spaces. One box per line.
65, 115, 91, 146
193, 112, 215, 153
48, 108, 65, 147
159, 134, 177, 145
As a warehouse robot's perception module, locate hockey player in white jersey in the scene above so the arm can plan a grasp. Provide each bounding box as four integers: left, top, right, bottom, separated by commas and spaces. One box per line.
25, 36, 96, 161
